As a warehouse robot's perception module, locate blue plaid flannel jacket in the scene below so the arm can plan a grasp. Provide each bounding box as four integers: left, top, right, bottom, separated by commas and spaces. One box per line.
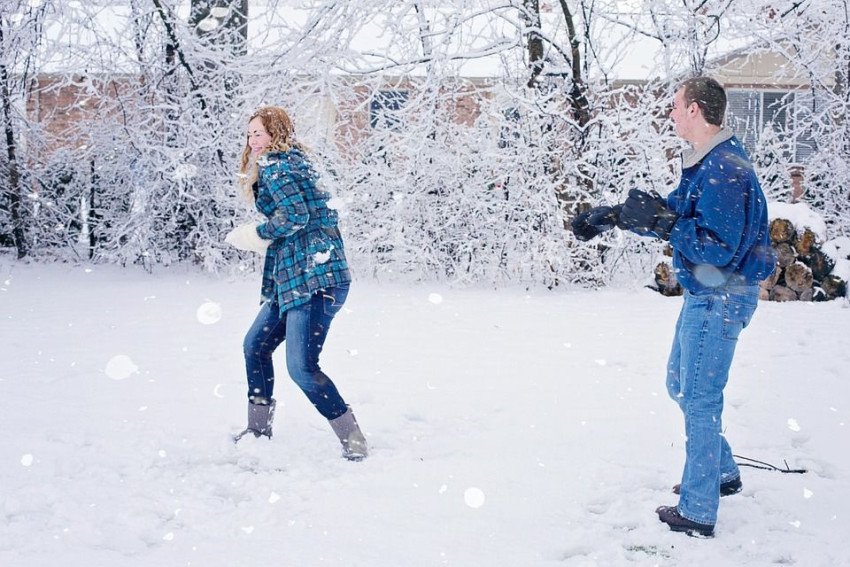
254, 148, 351, 314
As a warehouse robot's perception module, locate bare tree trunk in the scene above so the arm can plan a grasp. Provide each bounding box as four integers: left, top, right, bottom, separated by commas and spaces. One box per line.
190, 0, 249, 91
88, 160, 97, 260
152, 0, 208, 113
522, 0, 545, 89
555, 0, 593, 214
838, 3, 850, 164
151, 0, 194, 147
557, 0, 590, 128
519, 0, 594, 223
0, 26, 27, 259
230, 0, 249, 56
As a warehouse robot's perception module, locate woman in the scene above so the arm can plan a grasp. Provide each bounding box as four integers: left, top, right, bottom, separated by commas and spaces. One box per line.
225, 106, 367, 461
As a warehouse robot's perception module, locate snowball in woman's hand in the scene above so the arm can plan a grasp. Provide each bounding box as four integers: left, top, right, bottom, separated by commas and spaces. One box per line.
196, 302, 222, 325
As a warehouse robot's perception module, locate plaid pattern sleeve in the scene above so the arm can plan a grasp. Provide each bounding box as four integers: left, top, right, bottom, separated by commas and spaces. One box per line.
254, 149, 352, 313
255, 159, 309, 240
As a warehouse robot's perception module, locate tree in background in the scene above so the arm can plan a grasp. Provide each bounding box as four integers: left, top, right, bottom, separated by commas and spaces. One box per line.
773, 0, 849, 234
2, 0, 846, 286
1, 0, 51, 259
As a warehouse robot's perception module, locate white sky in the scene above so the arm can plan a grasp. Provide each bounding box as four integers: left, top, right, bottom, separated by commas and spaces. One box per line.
26, 0, 753, 81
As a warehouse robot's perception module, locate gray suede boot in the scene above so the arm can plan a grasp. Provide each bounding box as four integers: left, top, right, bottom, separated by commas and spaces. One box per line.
234, 399, 276, 442
328, 407, 368, 461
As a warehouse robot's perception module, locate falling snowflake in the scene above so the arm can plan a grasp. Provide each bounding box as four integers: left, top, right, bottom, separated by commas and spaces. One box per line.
171, 163, 199, 180
196, 302, 222, 325
464, 487, 485, 508
197, 17, 219, 31
105, 355, 138, 380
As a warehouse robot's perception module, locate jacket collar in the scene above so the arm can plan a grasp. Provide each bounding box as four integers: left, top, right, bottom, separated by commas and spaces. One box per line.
681, 127, 735, 169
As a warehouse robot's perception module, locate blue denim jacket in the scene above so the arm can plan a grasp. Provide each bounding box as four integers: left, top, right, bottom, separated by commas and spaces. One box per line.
666, 131, 776, 293
254, 148, 351, 314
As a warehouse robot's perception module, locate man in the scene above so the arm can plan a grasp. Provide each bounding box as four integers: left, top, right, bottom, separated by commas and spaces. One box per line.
572, 77, 776, 537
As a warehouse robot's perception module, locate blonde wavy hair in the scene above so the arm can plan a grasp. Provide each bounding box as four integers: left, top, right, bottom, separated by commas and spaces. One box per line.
238, 106, 307, 202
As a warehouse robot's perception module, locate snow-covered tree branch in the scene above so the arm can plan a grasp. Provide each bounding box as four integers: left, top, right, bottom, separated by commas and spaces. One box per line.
1, 0, 846, 286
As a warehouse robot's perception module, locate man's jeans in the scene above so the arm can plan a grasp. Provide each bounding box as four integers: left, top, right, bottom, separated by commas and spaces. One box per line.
666, 285, 759, 525
243, 286, 350, 420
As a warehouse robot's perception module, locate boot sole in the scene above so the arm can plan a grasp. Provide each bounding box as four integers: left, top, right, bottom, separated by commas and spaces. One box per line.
657, 506, 715, 537
666, 522, 715, 538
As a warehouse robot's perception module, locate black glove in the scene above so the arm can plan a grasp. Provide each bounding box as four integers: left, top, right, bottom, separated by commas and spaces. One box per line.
618, 188, 679, 240
570, 204, 623, 242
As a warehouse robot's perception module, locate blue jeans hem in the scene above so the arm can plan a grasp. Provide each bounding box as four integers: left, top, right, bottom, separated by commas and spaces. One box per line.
677, 505, 715, 527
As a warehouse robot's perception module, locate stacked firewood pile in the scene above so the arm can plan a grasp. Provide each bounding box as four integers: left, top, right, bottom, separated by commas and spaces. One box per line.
649, 218, 847, 301
759, 218, 846, 301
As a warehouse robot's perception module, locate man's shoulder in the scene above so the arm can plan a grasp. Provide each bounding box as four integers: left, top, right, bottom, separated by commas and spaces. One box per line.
707, 138, 754, 171
714, 135, 746, 153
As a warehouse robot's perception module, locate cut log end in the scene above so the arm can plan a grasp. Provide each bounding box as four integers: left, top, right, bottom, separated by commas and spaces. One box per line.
649, 216, 845, 302
769, 218, 796, 244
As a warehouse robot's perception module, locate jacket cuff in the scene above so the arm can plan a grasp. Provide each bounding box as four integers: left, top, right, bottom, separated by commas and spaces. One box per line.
654, 210, 679, 241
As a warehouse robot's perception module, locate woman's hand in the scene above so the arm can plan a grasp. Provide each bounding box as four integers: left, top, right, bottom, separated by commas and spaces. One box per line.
225, 222, 270, 254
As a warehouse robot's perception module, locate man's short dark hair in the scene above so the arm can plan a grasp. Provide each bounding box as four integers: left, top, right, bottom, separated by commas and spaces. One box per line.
679, 77, 726, 127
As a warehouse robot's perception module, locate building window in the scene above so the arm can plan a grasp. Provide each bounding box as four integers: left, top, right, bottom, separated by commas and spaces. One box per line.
498, 107, 522, 149
726, 89, 819, 163
370, 90, 408, 131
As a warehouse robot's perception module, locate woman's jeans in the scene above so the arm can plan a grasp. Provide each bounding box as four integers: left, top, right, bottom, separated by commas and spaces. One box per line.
243, 286, 349, 420
666, 285, 759, 525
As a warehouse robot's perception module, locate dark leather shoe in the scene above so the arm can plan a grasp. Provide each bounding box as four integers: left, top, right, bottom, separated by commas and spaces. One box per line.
656, 505, 714, 537
672, 476, 742, 496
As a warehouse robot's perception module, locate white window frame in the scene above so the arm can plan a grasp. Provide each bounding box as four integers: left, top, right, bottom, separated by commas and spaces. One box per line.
726, 88, 818, 164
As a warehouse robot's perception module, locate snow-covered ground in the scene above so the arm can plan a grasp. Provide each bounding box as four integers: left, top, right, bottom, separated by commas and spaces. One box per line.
1, 261, 848, 567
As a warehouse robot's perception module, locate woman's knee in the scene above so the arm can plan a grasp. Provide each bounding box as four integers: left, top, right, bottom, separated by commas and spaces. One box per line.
286, 360, 326, 389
